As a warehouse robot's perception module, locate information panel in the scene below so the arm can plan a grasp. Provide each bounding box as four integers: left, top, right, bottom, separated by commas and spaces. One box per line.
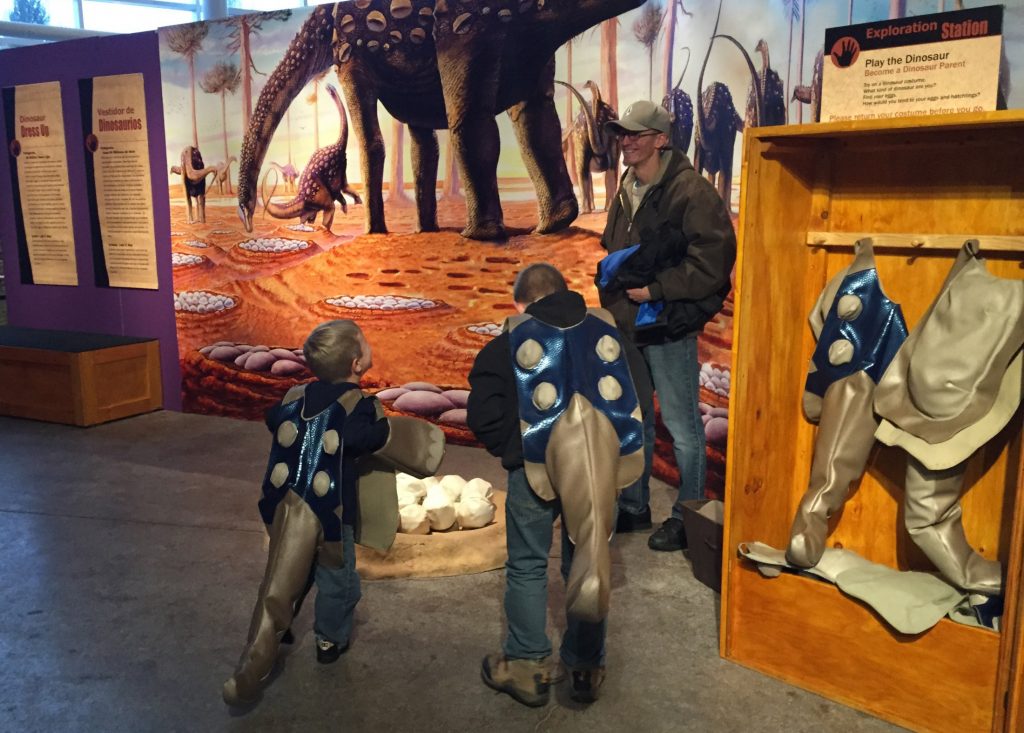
85, 73, 158, 290
821, 5, 1003, 123
5, 81, 78, 286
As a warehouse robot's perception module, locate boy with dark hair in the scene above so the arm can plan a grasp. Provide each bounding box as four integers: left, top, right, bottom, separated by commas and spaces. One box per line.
468, 263, 653, 706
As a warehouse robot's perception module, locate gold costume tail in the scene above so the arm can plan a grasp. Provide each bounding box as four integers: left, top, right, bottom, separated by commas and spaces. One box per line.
223, 493, 324, 705
544, 394, 622, 624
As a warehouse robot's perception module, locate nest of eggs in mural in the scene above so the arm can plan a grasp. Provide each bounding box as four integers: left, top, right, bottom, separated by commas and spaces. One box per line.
313, 292, 452, 323
356, 472, 507, 580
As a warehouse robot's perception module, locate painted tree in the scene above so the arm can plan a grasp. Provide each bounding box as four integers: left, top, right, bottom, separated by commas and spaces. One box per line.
784, 0, 800, 121
9, 0, 48, 24
796, 0, 806, 122
442, 132, 462, 199
600, 18, 620, 192
388, 119, 411, 205
601, 19, 620, 113
199, 60, 241, 190
564, 36, 577, 186
225, 10, 292, 131
305, 70, 330, 150
633, 0, 664, 99
165, 23, 210, 149
661, 0, 692, 99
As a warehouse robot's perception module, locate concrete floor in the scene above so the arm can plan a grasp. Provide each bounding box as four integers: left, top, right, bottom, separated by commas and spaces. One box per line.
0, 411, 903, 732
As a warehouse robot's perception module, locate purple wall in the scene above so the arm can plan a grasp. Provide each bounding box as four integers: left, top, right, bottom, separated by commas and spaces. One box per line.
0, 31, 181, 410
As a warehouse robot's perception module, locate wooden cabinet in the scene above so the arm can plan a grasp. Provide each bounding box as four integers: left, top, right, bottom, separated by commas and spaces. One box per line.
721, 111, 1024, 732
0, 327, 162, 426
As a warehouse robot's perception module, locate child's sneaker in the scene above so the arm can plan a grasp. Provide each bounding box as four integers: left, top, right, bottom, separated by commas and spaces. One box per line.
480, 653, 551, 707
315, 636, 349, 664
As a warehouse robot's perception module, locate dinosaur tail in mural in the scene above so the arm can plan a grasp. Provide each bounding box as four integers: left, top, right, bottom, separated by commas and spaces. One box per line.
259, 167, 280, 218
237, 4, 336, 232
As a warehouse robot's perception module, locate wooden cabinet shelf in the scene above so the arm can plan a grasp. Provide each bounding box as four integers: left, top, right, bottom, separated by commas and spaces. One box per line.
722, 111, 1024, 732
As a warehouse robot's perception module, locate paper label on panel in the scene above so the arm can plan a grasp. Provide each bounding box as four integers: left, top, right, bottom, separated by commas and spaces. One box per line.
90, 73, 158, 290
13, 81, 78, 286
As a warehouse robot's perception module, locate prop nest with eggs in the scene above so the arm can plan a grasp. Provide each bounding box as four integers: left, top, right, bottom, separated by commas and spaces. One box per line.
355, 473, 507, 579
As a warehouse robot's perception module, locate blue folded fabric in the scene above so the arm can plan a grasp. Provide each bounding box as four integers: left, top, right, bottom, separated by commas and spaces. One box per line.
598, 245, 664, 328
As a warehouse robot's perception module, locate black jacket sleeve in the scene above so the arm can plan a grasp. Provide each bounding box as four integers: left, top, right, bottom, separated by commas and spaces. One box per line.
343, 395, 390, 457
466, 335, 518, 461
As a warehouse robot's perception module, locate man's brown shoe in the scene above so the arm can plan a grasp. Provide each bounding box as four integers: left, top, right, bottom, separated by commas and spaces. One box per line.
480, 653, 551, 707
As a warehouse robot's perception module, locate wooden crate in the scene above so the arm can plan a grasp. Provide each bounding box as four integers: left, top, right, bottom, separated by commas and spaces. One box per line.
722, 111, 1024, 732
0, 327, 162, 426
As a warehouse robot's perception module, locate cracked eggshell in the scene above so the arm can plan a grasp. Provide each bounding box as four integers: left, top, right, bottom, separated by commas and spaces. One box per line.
456, 496, 496, 529
461, 477, 494, 502
439, 474, 467, 502
422, 484, 456, 531
399, 504, 430, 534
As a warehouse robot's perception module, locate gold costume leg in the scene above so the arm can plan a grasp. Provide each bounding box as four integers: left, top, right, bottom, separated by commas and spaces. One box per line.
546, 394, 620, 624
904, 456, 1002, 595
787, 371, 879, 568
223, 492, 323, 705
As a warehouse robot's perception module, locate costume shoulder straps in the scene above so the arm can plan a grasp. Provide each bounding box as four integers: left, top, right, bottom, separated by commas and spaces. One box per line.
337, 388, 366, 415
586, 307, 617, 328
281, 384, 307, 405
503, 313, 532, 334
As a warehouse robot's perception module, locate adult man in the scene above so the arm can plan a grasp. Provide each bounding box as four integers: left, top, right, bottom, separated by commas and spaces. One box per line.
467, 264, 653, 706
598, 100, 736, 551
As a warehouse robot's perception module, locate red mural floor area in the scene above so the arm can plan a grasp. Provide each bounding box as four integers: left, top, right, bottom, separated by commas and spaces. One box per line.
171, 191, 734, 497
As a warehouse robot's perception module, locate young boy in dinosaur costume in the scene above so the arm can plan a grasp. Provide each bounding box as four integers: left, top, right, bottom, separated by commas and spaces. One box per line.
223, 319, 444, 706
467, 264, 652, 706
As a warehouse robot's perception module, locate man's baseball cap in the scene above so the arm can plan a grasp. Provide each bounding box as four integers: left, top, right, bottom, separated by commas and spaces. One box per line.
605, 100, 671, 135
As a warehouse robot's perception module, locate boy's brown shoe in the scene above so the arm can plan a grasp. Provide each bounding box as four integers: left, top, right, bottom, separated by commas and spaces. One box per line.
480, 653, 551, 707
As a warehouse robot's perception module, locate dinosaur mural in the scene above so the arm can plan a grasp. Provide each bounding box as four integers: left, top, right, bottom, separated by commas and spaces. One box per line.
262, 84, 360, 232
745, 39, 785, 128
662, 47, 693, 155
236, 0, 644, 241
693, 82, 743, 202
263, 161, 300, 192
213, 155, 237, 195
170, 146, 218, 224
557, 80, 619, 214
793, 50, 824, 123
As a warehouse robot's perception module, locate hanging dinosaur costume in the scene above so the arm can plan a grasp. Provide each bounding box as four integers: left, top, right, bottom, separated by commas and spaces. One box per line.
507, 308, 644, 623
873, 241, 1023, 595
786, 240, 1022, 597
787, 239, 908, 568
223, 384, 444, 705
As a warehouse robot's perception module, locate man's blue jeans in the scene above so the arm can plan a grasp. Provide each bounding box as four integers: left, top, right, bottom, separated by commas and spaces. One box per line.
618, 335, 705, 520
314, 524, 360, 646
503, 468, 606, 669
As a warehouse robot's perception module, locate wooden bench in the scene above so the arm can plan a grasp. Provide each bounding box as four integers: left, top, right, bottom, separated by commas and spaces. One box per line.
0, 327, 162, 426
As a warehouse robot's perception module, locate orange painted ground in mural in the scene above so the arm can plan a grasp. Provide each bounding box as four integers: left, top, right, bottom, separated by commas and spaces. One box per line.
171, 189, 734, 496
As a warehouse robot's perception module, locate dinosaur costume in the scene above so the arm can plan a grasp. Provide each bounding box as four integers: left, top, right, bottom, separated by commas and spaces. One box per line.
787, 239, 908, 568
223, 384, 444, 705
787, 240, 1021, 596
873, 241, 1023, 595
507, 308, 644, 622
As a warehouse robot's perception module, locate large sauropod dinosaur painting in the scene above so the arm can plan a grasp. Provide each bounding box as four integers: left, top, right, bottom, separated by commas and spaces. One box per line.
236, 0, 644, 241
